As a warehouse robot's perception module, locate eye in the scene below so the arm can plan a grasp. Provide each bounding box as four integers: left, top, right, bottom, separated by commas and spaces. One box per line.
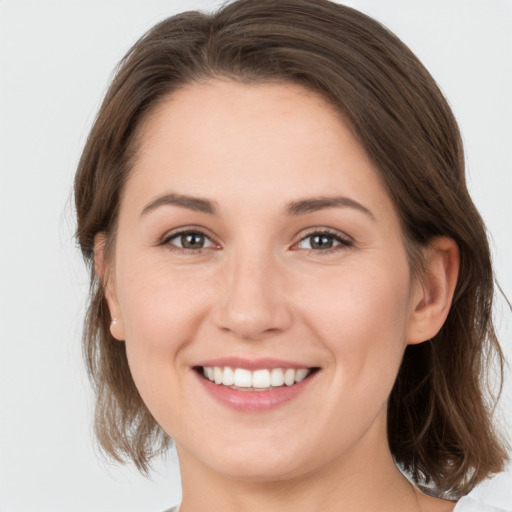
294, 230, 353, 253
162, 230, 217, 252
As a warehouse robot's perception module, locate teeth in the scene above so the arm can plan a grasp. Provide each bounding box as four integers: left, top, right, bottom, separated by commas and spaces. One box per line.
201, 366, 313, 389
284, 368, 295, 386
270, 368, 285, 387
252, 369, 270, 388
214, 367, 223, 384
223, 366, 234, 386
295, 368, 309, 382
233, 368, 252, 387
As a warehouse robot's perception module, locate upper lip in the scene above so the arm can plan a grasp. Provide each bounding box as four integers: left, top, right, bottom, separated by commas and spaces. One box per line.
194, 357, 316, 371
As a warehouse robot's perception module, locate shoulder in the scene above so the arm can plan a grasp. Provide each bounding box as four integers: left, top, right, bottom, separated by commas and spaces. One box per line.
412, 484, 511, 512
454, 495, 511, 512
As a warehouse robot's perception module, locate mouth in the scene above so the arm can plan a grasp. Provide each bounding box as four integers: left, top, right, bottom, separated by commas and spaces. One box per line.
194, 365, 320, 392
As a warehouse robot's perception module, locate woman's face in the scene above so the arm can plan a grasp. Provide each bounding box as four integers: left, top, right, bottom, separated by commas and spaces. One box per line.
105, 80, 424, 481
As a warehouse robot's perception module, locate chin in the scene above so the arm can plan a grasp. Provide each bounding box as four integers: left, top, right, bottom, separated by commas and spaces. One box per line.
211, 455, 309, 483
178, 432, 314, 482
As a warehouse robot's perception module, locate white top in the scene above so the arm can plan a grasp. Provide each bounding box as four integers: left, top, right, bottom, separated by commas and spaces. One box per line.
454, 495, 511, 511
163, 497, 511, 511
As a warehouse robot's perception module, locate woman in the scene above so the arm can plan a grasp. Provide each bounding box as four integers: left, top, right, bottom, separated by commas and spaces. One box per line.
74, 1, 509, 510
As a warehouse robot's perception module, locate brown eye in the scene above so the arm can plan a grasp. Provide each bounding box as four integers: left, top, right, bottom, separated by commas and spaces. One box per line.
295, 230, 352, 252
310, 234, 335, 249
165, 230, 216, 251
180, 233, 206, 249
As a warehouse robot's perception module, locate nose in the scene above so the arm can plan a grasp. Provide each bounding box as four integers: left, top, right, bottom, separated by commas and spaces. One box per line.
211, 249, 293, 341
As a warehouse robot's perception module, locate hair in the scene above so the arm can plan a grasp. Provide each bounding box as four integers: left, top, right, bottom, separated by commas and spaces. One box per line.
74, 0, 508, 497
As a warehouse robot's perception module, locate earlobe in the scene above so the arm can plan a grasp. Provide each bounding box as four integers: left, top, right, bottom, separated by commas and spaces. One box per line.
109, 316, 125, 340
407, 237, 460, 345
94, 233, 125, 341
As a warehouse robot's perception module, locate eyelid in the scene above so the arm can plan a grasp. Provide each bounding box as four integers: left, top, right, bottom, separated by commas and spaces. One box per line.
292, 227, 354, 252
158, 225, 353, 254
159, 226, 220, 250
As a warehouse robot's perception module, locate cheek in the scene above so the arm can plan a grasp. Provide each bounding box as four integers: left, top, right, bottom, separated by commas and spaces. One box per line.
300, 259, 411, 383
113, 255, 214, 394
296, 263, 412, 458
116, 245, 212, 337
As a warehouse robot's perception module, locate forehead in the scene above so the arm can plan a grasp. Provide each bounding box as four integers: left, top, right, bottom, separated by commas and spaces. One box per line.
136, 80, 351, 166
126, 79, 396, 221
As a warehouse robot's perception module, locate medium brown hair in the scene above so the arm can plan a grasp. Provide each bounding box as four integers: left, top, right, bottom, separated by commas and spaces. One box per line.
74, 0, 508, 496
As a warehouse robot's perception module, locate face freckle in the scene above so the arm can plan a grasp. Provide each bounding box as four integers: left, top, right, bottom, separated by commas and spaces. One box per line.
106, 79, 420, 482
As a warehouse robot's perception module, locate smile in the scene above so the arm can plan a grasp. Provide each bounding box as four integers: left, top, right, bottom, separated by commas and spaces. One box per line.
199, 366, 314, 390
194, 362, 320, 412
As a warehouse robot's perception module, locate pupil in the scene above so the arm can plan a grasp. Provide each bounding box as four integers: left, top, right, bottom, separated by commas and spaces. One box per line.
182, 233, 204, 249
311, 234, 333, 249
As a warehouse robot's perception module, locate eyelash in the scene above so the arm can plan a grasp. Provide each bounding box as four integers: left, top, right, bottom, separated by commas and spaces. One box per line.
160, 228, 353, 255
160, 228, 219, 254
294, 228, 353, 254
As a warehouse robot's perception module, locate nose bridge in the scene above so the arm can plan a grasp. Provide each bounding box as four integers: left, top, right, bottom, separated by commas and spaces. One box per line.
213, 241, 292, 340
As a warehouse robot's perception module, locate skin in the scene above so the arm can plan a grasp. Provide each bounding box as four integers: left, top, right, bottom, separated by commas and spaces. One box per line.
98, 80, 459, 512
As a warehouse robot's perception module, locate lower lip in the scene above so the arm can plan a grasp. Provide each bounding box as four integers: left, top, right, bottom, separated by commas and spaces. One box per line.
195, 371, 316, 412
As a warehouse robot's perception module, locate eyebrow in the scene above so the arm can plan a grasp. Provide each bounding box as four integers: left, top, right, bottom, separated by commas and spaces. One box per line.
140, 192, 375, 220
141, 192, 217, 216
285, 196, 375, 220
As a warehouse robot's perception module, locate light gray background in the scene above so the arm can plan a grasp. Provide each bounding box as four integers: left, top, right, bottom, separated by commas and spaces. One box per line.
0, 1, 510, 511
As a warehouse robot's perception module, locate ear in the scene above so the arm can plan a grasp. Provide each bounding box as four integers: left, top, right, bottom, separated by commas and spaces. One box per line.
406, 237, 459, 345
94, 233, 125, 341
